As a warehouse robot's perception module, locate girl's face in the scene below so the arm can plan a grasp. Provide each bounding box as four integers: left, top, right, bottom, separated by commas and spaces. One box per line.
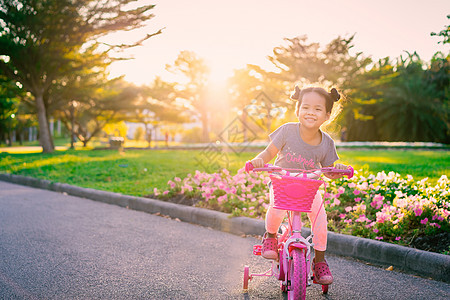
297, 92, 330, 130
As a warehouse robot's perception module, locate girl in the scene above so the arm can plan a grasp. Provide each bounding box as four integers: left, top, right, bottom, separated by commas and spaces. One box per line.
249, 85, 348, 285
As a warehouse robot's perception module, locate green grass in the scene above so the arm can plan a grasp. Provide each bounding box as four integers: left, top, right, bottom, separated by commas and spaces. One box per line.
0, 149, 448, 197
337, 150, 449, 181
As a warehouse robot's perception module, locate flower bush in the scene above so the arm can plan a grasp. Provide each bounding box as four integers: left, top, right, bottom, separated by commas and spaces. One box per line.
324, 171, 449, 247
153, 168, 271, 218
152, 169, 449, 251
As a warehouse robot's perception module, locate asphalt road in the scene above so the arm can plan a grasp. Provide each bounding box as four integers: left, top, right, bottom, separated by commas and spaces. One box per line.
0, 181, 449, 299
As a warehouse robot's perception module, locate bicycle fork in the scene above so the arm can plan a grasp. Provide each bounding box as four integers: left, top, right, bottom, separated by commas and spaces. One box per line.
281, 211, 313, 289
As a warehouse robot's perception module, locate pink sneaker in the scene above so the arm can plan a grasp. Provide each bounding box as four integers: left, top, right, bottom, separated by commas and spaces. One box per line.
261, 232, 278, 260
312, 259, 333, 285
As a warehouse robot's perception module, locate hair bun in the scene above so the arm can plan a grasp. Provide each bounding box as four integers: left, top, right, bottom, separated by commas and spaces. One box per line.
329, 88, 340, 102
290, 85, 301, 100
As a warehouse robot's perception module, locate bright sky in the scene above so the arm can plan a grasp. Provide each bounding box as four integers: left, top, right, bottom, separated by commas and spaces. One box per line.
106, 0, 450, 86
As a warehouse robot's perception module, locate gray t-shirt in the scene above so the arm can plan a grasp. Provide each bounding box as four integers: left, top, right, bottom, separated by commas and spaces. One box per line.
269, 122, 339, 170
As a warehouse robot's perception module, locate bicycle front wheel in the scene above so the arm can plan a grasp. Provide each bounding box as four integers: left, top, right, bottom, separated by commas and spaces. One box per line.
288, 248, 307, 300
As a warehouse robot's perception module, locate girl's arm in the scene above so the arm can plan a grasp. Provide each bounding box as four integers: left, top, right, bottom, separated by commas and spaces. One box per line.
250, 142, 279, 168
323, 163, 348, 179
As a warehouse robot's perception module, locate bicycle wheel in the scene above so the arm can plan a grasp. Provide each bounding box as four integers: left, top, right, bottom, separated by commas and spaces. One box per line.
288, 248, 307, 300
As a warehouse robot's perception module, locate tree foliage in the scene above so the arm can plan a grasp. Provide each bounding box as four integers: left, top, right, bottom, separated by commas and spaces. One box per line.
0, 0, 161, 152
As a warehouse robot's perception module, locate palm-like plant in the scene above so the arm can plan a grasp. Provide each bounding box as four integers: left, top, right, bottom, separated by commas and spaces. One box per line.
375, 54, 449, 142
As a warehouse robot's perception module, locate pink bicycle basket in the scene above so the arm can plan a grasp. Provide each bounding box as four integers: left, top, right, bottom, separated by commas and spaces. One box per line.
270, 174, 324, 212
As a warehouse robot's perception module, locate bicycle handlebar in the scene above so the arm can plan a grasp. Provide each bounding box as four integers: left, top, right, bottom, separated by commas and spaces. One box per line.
245, 162, 354, 179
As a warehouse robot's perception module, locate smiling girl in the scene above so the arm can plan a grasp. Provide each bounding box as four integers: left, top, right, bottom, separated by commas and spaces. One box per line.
248, 85, 348, 285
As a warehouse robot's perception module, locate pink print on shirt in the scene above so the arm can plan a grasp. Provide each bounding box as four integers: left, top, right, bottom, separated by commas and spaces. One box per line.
286, 153, 315, 169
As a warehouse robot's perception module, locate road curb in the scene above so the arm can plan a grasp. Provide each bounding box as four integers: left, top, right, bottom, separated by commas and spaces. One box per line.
1, 173, 449, 283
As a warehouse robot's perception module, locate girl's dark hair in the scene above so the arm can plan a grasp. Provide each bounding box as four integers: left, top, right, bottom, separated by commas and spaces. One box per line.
291, 86, 341, 114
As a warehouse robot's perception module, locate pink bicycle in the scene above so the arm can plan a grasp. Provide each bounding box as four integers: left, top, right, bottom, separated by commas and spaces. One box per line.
243, 162, 354, 299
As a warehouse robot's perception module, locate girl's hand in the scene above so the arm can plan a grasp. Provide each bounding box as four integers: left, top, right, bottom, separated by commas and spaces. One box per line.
250, 158, 265, 168
324, 163, 348, 179
335, 163, 347, 170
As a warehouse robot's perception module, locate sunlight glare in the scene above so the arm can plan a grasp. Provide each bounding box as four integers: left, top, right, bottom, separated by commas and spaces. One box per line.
206, 59, 235, 86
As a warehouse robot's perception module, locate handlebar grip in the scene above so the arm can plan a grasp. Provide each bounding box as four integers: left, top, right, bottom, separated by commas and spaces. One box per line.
245, 162, 273, 172
347, 166, 354, 179
335, 166, 354, 179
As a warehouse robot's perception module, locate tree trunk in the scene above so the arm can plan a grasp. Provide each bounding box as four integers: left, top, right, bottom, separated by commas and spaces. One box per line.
35, 92, 54, 153
201, 112, 209, 143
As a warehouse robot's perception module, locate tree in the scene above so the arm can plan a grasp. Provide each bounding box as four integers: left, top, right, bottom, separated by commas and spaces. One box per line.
376, 53, 449, 142
431, 15, 449, 44
266, 35, 371, 87
58, 79, 142, 147
165, 51, 211, 142
128, 77, 191, 148
228, 35, 371, 140
342, 52, 449, 143
228, 64, 290, 140
341, 57, 396, 141
0, 0, 161, 152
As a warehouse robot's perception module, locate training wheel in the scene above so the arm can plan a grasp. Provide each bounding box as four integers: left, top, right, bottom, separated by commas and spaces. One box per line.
322, 284, 329, 294
243, 265, 250, 290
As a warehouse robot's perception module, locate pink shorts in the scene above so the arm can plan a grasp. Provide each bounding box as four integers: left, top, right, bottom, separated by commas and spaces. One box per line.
265, 186, 328, 251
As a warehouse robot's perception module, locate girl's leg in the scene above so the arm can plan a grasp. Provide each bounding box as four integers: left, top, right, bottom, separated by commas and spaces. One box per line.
308, 192, 333, 284
261, 186, 286, 260
265, 186, 286, 235
307, 192, 328, 261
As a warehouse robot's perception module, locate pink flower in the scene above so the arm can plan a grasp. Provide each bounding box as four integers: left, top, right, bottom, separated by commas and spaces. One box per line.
339, 213, 346, 219
371, 194, 384, 210
373, 228, 379, 233
365, 221, 376, 228
348, 182, 356, 188
395, 237, 401, 241
345, 206, 353, 212
420, 218, 428, 225
353, 189, 361, 195
354, 197, 361, 202
376, 211, 391, 223
168, 180, 176, 189
182, 184, 193, 192
153, 188, 160, 196
374, 194, 384, 202
375, 236, 383, 240
174, 177, 181, 182
217, 195, 228, 204
432, 215, 444, 221
414, 207, 423, 217
163, 190, 169, 195
356, 214, 369, 223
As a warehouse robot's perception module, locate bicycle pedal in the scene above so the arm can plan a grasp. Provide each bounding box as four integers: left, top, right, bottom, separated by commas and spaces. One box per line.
253, 245, 262, 255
